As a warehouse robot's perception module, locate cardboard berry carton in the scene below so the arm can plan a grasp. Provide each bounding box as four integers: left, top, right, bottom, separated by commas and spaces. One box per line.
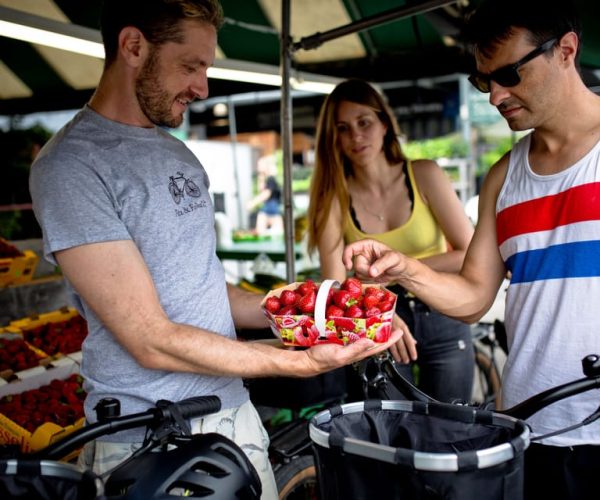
0, 359, 85, 456
261, 278, 397, 347
0, 238, 39, 287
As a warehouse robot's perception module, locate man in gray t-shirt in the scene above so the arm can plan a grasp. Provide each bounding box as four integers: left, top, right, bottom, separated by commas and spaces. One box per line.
29, 0, 402, 495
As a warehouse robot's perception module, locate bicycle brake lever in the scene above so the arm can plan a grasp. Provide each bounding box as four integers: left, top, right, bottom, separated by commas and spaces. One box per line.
155, 399, 192, 437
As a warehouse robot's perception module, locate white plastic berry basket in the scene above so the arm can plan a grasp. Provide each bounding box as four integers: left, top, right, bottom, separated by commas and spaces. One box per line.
260, 279, 396, 347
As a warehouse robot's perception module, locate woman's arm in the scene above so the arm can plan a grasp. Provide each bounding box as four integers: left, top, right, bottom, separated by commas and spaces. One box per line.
412, 159, 475, 273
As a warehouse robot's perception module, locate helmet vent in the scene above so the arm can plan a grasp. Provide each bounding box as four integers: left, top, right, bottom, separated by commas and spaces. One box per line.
168, 480, 213, 496
191, 460, 228, 478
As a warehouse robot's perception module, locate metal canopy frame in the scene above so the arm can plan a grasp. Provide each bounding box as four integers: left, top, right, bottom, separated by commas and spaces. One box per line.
279, 0, 459, 281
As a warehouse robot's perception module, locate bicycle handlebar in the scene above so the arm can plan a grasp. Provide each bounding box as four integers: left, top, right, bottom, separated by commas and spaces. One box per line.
30, 395, 221, 461
380, 353, 600, 420
172, 395, 221, 420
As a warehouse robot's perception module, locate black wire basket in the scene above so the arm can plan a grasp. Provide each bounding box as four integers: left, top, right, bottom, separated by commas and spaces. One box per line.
309, 399, 530, 500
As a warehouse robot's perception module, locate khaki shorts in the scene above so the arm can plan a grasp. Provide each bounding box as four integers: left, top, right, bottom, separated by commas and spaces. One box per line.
77, 399, 278, 500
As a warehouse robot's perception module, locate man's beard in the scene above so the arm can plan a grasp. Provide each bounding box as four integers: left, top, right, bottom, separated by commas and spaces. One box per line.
135, 50, 183, 129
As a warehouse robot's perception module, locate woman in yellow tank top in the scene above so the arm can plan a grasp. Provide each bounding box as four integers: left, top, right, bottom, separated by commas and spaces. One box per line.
307, 79, 475, 403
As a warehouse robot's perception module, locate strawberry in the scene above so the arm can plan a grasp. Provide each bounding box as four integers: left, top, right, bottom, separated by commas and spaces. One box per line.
280, 290, 299, 306
297, 291, 316, 313
362, 294, 380, 310
365, 287, 386, 301
345, 304, 364, 318
341, 277, 363, 298
326, 288, 335, 305
297, 279, 318, 296
264, 296, 281, 314
326, 305, 345, 318
279, 305, 298, 315
365, 306, 382, 318
379, 299, 395, 312
333, 289, 355, 309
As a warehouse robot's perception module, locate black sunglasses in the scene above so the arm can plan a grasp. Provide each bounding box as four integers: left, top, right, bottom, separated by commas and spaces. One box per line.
468, 38, 558, 93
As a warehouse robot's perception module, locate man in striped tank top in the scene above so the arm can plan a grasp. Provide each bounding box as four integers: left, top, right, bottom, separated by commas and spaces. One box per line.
342, 1, 600, 498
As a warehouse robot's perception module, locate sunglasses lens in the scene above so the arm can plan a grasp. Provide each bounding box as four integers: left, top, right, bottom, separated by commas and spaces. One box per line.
493, 67, 521, 88
468, 74, 490, 93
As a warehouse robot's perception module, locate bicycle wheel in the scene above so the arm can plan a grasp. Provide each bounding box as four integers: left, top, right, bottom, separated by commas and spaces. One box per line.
168, 182, 182, 204
275, 454, 318, 500
473, 345, 502, 408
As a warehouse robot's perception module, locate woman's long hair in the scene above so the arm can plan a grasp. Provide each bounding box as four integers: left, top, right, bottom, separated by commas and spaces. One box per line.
307, 79, 406, 254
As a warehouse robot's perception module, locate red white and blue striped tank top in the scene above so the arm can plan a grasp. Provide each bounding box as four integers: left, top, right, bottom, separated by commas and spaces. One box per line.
496, 133, 600, 445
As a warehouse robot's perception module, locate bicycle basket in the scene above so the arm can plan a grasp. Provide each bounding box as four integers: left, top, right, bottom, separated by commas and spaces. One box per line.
0, 459, 99, 500
309, 399, 530, 500
104, 433, 261, 499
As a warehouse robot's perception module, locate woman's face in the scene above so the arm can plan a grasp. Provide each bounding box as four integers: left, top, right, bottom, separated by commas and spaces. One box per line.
334, 100, 387, 167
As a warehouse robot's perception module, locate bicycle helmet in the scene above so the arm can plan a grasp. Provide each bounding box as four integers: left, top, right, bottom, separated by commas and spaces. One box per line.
104, 433, 262, 499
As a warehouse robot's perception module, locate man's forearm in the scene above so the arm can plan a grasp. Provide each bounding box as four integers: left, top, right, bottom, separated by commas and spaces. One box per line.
397, 257, 493, 323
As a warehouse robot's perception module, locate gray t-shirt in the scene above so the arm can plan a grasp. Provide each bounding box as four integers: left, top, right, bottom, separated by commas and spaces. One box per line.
30, 106, 248, 441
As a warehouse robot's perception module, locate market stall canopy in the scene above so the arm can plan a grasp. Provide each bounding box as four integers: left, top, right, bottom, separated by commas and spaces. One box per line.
2, 0, 599, 117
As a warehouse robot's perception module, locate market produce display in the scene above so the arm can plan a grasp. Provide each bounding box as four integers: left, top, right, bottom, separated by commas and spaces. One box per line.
0, 373, 85, 433
0, 337, 45, 374
262, 278, 396, 347
21, 314, 88, 356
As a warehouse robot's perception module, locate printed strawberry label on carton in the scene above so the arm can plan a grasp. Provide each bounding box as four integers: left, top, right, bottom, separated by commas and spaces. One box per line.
260, 278, 397, 347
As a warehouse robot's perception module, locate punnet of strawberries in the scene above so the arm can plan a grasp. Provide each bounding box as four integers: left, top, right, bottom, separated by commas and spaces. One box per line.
261, 277, 397, 347
22, 315, 88, 356
0, 337, 46, 374
0, 374, 85, 432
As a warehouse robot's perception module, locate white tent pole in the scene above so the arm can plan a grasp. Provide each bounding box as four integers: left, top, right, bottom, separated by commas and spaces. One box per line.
280, 0, 295, 282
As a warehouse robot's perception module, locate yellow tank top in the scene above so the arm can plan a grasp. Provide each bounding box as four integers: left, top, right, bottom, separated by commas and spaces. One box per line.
344, 161, 447, 259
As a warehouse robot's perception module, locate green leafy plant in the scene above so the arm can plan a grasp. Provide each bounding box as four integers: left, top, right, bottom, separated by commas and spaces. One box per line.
403, 134, 469, 160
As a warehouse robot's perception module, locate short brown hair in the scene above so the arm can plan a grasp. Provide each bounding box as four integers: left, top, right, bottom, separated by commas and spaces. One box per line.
100, 0, 224, 64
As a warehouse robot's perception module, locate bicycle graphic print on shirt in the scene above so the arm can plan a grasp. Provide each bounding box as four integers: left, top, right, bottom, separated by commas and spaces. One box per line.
168, 171, 201, 204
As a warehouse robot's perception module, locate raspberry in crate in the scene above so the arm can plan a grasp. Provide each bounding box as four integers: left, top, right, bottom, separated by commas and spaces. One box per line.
261, 278, 397, 347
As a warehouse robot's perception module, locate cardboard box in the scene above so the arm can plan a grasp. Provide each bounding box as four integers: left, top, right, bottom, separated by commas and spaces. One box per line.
261, 279, 396, 347
0, 359, 85, 454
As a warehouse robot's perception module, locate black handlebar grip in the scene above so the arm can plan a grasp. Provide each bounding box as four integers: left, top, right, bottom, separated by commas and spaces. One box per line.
173, 395, 222, 420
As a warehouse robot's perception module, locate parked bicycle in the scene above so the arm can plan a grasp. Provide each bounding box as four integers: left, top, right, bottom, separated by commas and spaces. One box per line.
470, 320, 506, 408
0, 395, 261, 499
